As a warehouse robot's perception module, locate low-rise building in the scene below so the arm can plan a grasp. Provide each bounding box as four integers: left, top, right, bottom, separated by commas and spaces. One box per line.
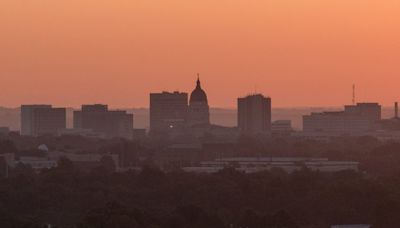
271, 120, 292, 135
48, 151, 120, 170
302, 103, 381, 136
58, 128, 106, 138
18, 156, 58, 170
183, 157, 359, 174
74, 104, 133, 139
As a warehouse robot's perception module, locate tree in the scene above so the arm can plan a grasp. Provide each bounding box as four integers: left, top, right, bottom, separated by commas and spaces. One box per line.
269, 210, 299, 228
100, 155, 117, 173
0, 140, 17, 154
78, 202, 145, 228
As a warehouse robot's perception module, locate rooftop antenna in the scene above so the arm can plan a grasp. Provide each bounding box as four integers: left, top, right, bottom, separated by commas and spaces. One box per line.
352, 84, 356, 105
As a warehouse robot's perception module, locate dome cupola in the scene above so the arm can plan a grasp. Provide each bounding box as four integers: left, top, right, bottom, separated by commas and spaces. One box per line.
190, 75, 208, 104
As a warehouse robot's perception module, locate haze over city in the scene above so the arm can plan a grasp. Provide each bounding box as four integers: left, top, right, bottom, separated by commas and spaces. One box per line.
3, 1, 400, 228
2, 0, 400, 108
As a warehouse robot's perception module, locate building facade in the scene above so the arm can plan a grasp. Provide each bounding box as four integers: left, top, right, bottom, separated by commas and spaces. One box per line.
183, 157, 359, 174
238, 94, 272, 134
73, 104, 133, 139
303, 103, 381, 135
150, 91, 188, 133
271, 120, 292, 134
303, 112, 371, 134
21, 105, 66, 136
344, 103, 381, 122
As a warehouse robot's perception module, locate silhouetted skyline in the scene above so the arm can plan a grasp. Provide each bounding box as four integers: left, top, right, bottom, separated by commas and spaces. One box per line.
2, 1, 400, 227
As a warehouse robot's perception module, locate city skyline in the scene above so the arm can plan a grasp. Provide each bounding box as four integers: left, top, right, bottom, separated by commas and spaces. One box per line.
2, 1, 400, 227
2, 1, 400, 108
0, 77, 397, 109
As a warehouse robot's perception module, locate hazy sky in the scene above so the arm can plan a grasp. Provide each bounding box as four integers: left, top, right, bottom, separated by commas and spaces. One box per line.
1, 0, 400, 108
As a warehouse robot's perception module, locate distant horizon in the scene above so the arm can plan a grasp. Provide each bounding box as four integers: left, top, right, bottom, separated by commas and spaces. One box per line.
1, 104, 399, 110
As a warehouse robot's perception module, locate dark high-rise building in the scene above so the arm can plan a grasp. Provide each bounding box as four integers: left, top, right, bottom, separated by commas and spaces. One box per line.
150, 91, 188, 133
238, 94, 272, 134
21, 105, 66, 136
73, 104, 133, 139
188, 77, 210, 126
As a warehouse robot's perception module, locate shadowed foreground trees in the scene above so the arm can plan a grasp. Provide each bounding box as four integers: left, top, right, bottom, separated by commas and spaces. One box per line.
4, 137, 400, 227
1, 164, 400, 228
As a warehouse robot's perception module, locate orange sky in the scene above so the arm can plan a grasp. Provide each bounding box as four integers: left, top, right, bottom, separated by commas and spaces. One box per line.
1, 0, 400, 108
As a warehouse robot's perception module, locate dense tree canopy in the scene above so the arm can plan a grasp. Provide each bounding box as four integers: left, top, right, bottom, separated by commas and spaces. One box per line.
0, 164, 400, 227
1, 136, 400, 227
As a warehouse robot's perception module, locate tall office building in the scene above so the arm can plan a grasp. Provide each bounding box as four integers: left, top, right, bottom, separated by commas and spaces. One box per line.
238, 94, 272, 134
188, 77, 210, 126
21, 105, 66, 136
150, 91, 188, 133
73, 104, 133, 139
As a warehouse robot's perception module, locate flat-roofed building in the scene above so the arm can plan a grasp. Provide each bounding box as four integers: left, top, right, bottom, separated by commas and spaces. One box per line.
183, 157, 359, 174
238, 94, 271, 134
150, 91, 188, 134
73, 104, 133, 139
21, 105, 66, 136
48, 151, 120, 171
272, 120, 292, 134
344, 103, 381, 122
303, 103, 381, 135
303, 111, 371, 134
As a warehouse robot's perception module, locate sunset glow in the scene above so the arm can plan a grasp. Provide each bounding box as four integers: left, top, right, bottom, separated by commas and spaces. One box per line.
1, 0, 400, 107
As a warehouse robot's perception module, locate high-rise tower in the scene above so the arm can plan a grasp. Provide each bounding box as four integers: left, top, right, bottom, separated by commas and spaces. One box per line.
150, 91, 188, 133
238, 94, 272, 134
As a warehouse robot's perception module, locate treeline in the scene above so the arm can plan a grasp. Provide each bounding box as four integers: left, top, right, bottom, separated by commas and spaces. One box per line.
2, 136, 400, 227
1, 162, 400, 227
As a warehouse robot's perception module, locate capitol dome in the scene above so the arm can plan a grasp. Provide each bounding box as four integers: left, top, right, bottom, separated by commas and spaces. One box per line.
190, 77, 208, 104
